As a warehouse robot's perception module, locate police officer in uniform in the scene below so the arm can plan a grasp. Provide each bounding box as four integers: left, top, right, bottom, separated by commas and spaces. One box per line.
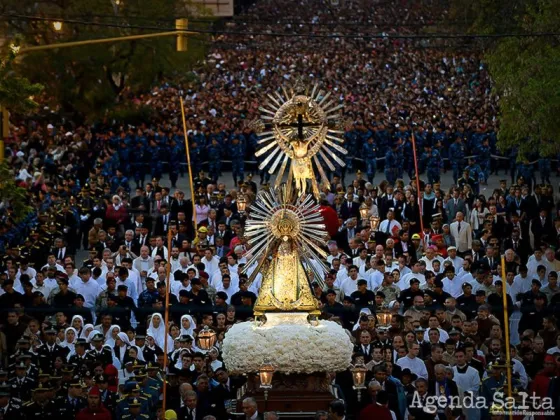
37, 327, 70, 373
481, 359, 521, 419
207, 138, 223, 183
22, 382, 56, 418
8, 362, 35, 402
53, 378, 86, 419
121, 398, 149, 420
88, 334, 113, 366
362, 137, 377, 183
134, 370, 159, 407
384, 145, 399, 185
0, 385, 21, 420
228, 136, 245, 187
115, 382, 150, 418
93, 375, 117, 414
426, 141, 442, 184
449, 136, 465, 184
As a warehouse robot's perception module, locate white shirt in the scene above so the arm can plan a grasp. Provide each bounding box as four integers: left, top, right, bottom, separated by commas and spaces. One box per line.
444, 256, 464, 272
452, 365, 480, 394
41, 263, 64, 272
512, 274, 532, 294
202, 256, 220, 276
74, 279, 101, 308
442, 276, 463, 298
340, 277, 360, 296
17, 267, 37, 280
396, 355, 428, 380
398, 272, 426, 289
115, 276, 138, 303
420, 256, 444, 272
379, 219, 402, 236
31, 280, 54, 298
423, 328, 449, 343
366, 270, 384, 290
134, 256, 154, 273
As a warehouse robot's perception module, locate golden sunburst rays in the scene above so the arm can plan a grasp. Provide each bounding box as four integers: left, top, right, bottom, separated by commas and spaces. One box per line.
252, 81, 347, 196
242, 185, 330, 288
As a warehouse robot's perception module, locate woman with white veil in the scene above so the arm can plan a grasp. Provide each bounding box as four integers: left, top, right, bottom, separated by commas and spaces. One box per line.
60, 327, 78, 357
105, 325, 121, 347
180, 315, 196, 337
113, 332, 132, 366
147, 313, 174, 353
71, 315, 84, 336
80, 324, 95, 343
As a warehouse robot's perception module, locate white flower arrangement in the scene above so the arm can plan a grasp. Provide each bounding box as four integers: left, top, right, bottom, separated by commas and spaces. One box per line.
222, 316, 353, 374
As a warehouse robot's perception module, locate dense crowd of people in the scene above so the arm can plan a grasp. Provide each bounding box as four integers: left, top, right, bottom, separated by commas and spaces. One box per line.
1, 0, 560, 419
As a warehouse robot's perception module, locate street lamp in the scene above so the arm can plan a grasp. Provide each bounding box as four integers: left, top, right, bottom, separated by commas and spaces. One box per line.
52, 21, 63, 31
359, 202, 369, 220
350, 362, 367, 401
369, 215, 380, 231
196, 326, 217, 351
259, 359, 275, 410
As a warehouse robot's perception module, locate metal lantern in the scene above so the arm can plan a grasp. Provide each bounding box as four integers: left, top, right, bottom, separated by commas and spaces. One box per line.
369, 215, 380, 231
376, 308, 392, 329
197, 326, 217, 351
359, 202, 369, 220
351, 363, 367, 388
258, 359, 275, 389
350, 362, 367, 401
237, 195, 247, 214
52, 21, 63, 31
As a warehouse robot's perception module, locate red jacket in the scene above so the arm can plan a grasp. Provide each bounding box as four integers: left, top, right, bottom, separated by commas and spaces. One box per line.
320, 205, 340, 238
105, 204, 128, 225
76, 406, 112, 420
530, 370, 555, 398
359, 403, 393, 420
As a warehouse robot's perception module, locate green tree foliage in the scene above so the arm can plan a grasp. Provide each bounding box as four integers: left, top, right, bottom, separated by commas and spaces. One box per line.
1, 0, 210, 121
0, 48, 41, 221
0, 161, 33, 222
450, 0, 560, 157
0, 44, 43, 113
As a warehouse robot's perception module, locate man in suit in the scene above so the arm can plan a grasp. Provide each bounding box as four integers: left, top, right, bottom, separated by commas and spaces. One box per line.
336, 217, 359, 253
215, 222, 233, 246
199, 209, 219, 231
178, 390, 204, 419
214, 237, 230, 259
354, 330, 375, 363
170, 190, 191, 219
427, 364, 461, 419
445, 189, 467, 221
211, 368, 246, 418
150, 191, 165, 219
369, 366, 400, 419
380, 185, 398, 218
51, 237, 70, 261
152, 204, 172, 237
217, 195, 238, 221
340, 196, 360, 221
503, 230, 531, 263
133, 227, 151, 255
241, 397, 263, 420
531, 209, 553, 248
130, 188, 150, 218
481, 245, 500, 273
449, 212, 472, 254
